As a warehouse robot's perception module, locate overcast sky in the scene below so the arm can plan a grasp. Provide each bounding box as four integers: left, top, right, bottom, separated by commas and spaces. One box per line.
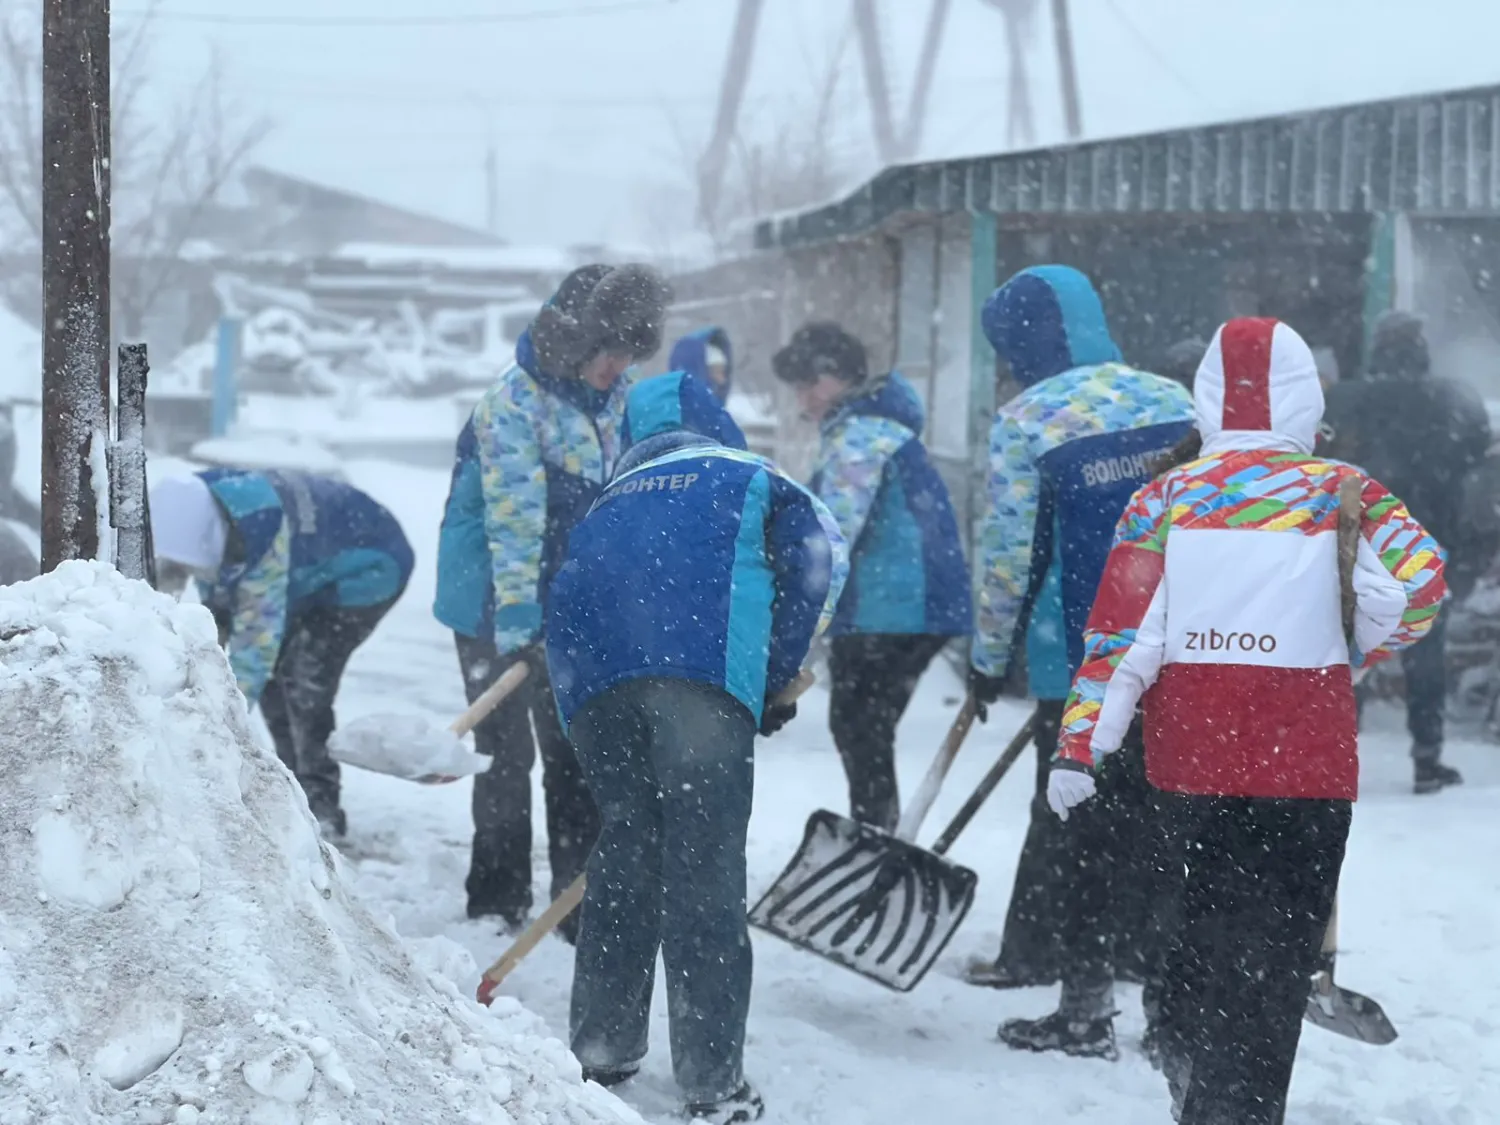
76, 0, 1500, 249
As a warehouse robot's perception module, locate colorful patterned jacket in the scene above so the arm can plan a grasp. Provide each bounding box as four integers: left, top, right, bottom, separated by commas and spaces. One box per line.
547, 375, 847, 728
975, 266, 1194, 693
1058, 319, 1447, 800
811, 372, 971, 638
197, 469, 413, 705
433, 329, 634, 651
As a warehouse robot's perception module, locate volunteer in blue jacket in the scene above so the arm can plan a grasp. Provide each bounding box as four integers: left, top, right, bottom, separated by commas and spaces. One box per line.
150, 468, 413, 840
434, 262, 672, 934
971, 264, 1194, 1059
667, 325, 733, 403
549, 371, 845, 1124
770, 321, 971, 831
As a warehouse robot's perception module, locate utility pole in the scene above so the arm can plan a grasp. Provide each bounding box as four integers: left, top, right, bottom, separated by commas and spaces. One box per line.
851, 0, 898, 166
484, 144, 499, 236
901, 0, 952, 160
697, 0, 765, 232
1051, 0, 1083, 139
41, 0, 112, 571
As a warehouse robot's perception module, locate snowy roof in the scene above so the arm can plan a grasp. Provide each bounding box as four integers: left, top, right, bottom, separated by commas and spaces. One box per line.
332, 243, 575, 274
758, 80, 1500, 250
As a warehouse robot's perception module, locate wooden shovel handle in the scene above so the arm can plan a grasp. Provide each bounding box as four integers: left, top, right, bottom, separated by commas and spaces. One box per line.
473, 665, 818, 1003
1337, 476, 1362, 643
451, 661, 530, 738
894, 696, 979, 843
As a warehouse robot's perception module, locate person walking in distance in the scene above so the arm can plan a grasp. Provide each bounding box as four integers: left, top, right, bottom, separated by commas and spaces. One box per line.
668, 325, 735, 404
433, 263, 672, 935
1052, 318, 1446, 1123
1321, 309, 1489, 793
769, 322, 971, 832
968, 265, 1195, 1056
548, 372, 846, 1124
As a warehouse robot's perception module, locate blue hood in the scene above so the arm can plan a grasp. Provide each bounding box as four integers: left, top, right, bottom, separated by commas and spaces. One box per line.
667, 326, 733, 403
622, 370, 747, 452
981, 265, 1122, 386
824, 371, 926, 435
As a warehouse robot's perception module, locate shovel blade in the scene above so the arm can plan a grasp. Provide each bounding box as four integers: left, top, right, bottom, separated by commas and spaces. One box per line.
748, 809, 976, 993
1304, 979, 1399, 1045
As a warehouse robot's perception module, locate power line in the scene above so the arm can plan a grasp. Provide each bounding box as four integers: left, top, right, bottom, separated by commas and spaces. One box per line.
119, 0, 672, 29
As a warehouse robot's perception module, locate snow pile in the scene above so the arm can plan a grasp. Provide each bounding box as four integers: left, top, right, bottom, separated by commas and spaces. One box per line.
0, 562, 641, 1125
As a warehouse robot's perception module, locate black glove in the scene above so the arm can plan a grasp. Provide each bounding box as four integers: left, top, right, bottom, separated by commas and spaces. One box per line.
759, 699, 797, 737
966, 666, 1007, 723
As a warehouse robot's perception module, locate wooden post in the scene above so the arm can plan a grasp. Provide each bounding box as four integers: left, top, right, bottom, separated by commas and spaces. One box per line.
41, 0, 112, 571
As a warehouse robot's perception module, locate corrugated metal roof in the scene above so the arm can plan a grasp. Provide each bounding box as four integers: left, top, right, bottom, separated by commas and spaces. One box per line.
756, 82, 1500, 250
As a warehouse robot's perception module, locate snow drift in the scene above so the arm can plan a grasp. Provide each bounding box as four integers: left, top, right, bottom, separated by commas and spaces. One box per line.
0, 562, 640, 1125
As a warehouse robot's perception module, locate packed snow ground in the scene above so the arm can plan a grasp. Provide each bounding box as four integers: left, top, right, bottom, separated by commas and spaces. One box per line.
0, 562, 642, 1125
324, 459, 1497, 1124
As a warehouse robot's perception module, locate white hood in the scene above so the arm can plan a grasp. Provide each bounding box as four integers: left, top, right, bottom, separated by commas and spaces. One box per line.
149, 474, 228, 573
1194, 318, 1324, 456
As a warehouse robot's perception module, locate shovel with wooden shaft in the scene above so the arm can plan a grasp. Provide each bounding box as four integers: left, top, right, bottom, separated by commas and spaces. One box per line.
477, 668, 817, 1006
1302, 473, 1399, 1045
748, 703, 1036, 993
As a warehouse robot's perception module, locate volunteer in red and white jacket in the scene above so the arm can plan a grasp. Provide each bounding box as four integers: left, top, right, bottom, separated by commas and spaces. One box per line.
1052, 318, 1446, 1125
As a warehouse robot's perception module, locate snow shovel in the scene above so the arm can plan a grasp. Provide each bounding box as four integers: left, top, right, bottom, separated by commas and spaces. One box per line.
329, 661, 529, 784
748, 702, 1035, 993
475, 668, 818, 1005
1299, 474, 1397, 1045
1304, 898, 1398, 1044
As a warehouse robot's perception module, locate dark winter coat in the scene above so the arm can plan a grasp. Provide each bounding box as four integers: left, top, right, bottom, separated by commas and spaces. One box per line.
1321, 327, 1491, 569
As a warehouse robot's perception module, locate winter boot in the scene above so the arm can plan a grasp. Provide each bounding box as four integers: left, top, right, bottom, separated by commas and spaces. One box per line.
684, 1082, 765, 1124
1413, 756, 1462, 795
997, 1010, 1119, 1061
962, 955, 1056, 990
581, 1062, 639, 1089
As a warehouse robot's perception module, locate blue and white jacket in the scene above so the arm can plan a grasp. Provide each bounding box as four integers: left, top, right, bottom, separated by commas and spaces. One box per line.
196, 468, 413, 705
433, 330, 634, 652
812, 372, 971, 638
547, 374, 847, 729
973, 265, 1194, 692
668, 326, 733, 404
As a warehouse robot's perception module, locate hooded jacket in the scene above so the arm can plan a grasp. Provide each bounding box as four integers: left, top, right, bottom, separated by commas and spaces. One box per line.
811, 371, 971, 638
974, 266, 1194, 693
433, 328, 635, 650
1057, 318, 1448, 800
620, 368, 746, 452
668, 326, 733, 404
546, 376, 847, 729
193, 468, 413, 705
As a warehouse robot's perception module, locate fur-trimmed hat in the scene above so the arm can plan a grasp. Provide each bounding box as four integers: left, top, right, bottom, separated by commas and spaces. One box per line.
531, 263, 672, 378
771, 321, 868, 385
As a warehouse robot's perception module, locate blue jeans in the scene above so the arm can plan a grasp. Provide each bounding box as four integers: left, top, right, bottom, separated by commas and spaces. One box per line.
568, 677, 756, 1104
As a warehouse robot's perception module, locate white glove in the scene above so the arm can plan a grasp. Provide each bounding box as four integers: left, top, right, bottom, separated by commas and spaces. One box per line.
1046, 767, 1097, 821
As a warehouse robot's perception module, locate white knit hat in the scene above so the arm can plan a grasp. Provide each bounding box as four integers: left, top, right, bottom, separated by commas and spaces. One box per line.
150, 474, 228, 573
704, 344, 728, 369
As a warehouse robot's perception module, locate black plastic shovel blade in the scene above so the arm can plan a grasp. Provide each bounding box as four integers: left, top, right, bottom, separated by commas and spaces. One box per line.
1304, 978, 1399, 1045
748, 809, 977, 992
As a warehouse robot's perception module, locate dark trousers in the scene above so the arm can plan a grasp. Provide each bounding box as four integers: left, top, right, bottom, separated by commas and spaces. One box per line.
1157, 795, 1350, 1125
1403, 606, 1448, 753
456, 633, 599, 923
828, 633, 949, 830
261, 600, 395, 821
569, 677, 757, 1104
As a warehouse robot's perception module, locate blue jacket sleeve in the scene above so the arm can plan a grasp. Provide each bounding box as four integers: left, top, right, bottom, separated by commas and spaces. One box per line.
764, 469, 849, 700
474, 381, 548, 654
219, 517, 291, 706
815, 415, 911, 550
973, 409, 1041, 678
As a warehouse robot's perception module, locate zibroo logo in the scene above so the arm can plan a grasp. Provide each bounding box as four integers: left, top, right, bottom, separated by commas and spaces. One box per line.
1184, 629, 1278, 654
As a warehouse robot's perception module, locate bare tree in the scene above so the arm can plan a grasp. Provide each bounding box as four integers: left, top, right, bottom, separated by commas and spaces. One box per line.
0, 4, 270, 340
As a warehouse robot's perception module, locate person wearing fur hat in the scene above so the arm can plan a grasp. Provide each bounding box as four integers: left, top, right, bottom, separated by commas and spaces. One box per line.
151, 469, 414, 840
668, 326, 734, 404
1321, 309, 1489, 793
771, 321, 972, 832
1055, 317, 1446, 1123
433, 262, 672, 935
